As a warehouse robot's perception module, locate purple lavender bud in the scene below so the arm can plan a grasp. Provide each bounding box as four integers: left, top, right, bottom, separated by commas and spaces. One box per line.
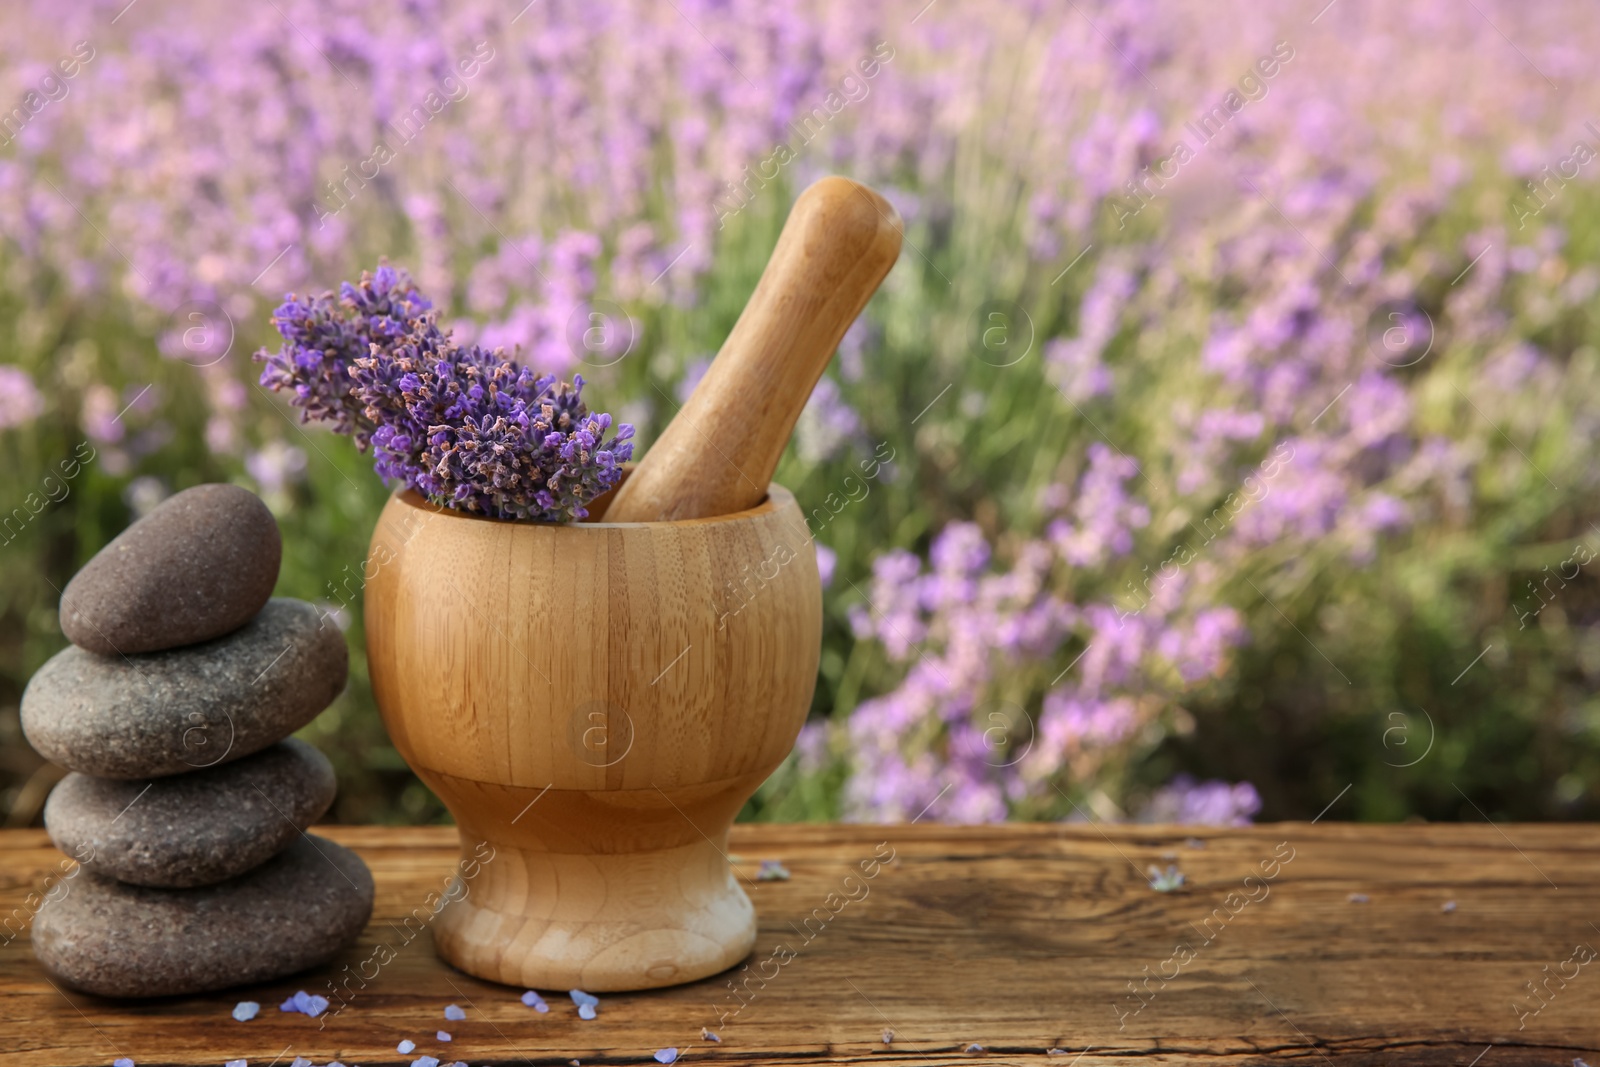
262, 265, 631, 522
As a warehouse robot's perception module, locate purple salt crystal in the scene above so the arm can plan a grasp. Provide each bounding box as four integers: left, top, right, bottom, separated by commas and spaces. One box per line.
522, 990, 549, 1012
655, 1051, 679, 1064
444, 1004, 466, 1021
437, 1031, 452, 1042
578, 1003, 596, 1020
398, 1039, 416, 1054
231, 1001, 259, 1022
113, 1060, 134, 1067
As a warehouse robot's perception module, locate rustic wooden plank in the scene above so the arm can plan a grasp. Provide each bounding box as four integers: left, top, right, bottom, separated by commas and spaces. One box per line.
1, 823, 1597, 1066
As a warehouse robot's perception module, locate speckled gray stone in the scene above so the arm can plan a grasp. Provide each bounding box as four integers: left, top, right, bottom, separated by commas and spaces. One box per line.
33, 833, 373, 998
43, 738, 337, 888
21, 598, 347, 779
60, 483, 282, 655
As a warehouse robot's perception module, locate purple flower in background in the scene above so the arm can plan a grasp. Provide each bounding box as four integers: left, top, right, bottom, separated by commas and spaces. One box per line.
1139, 775, 1262, 826
1048, 443, 1150, 567
0, 366, 44, 429
815, 542, 837, 589
244, 440, 308, 494
675, 356, 711, 404
794, 375, 863, 464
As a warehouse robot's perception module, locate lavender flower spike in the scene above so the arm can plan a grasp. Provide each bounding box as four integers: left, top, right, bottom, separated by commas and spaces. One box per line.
256, 261, 434, 450
258, 264, 633, 523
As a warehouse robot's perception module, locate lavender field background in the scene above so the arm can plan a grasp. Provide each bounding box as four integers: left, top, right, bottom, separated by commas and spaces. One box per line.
0, 0, 1596, 828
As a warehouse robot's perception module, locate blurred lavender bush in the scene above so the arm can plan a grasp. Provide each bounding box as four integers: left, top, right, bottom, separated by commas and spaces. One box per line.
0, 0, 1597, 826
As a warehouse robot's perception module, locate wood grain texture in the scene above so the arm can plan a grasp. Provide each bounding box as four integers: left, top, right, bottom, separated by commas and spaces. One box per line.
363, 479, 821, 991
3, 823, 1599, 1065
603, 176, 903, 523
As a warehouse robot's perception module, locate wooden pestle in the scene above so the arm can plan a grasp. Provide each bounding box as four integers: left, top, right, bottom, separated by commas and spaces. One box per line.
602, 176, 903, 523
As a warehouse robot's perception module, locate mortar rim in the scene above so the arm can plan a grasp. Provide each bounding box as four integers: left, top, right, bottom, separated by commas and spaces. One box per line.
382, 466, 796, 531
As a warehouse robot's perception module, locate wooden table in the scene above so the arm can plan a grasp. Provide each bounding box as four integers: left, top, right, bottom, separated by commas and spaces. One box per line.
2, 824, 1596, 1065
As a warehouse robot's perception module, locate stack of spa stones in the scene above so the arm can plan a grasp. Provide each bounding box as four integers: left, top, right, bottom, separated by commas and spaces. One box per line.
20, 484, 373, 998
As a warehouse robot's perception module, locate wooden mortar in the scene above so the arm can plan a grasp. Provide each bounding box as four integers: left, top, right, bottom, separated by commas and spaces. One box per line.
364, 471, 819, 991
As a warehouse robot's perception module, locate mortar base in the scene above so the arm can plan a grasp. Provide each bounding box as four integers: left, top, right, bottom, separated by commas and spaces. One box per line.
433, 836, 756, 991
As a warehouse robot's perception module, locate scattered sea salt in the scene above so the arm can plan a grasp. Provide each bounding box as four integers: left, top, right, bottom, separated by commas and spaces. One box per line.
701, 1028, 720, 1042
226, 1061, 247, 1067
113, 1059, 134, 1067
398, 1039, 416, 1054
1147, 864, 1184, 892
278, 990, 327, 1017
1442, 900, 1457, 913
522, 990, 549, 1012
570, 988, 599, 1018
289, 1058, 313, 1067
655, 1050, 679, 1064
412, 1057, 440, 1067
757, 859, 791, 881
966, 1043, 984, 1052
1347, 893, 1370, 903
444, 1004, 466, 1021
882, 1029, 894, 1044
232, 1001, 259, 1022
437, 1031, 452, 1042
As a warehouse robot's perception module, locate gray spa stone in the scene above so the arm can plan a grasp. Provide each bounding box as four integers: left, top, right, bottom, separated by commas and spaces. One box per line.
59, 483, 281, 655
44, 738, 337, 888
32, 834, 373, 998
21, 598, 347, 779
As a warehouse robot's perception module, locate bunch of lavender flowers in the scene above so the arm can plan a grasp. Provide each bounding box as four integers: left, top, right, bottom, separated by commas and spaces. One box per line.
350, 327, 633, 521
257, 265, 633, 522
